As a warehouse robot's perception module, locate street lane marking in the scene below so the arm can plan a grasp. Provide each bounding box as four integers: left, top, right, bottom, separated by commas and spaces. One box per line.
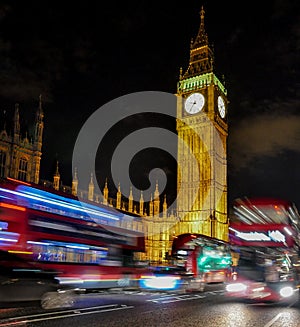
0, 304, 134, 326
1, 304, 120, 321
263, 300, 297, 327
146, 289, 224, 303
147, 293, 206, 303
263, 312, 283, 327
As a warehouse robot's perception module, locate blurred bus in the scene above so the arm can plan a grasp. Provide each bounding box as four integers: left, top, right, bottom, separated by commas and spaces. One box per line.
226, 197, 300, 303
171, 233, 232, 291
0, 178, 147, 297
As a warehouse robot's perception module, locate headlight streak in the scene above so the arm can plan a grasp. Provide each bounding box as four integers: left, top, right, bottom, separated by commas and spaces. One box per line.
139, 275, 181, 290
225, 283, 247, 292
279, 286, 294, 298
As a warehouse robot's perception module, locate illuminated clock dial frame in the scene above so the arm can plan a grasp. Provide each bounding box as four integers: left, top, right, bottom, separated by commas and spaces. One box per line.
217, 96, 226, 118
184, 93, 205, 114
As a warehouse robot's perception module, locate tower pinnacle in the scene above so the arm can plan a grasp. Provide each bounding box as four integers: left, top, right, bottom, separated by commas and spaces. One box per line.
182, 6, 214, 79
128, 186, 133, 212
13, 103, 20, 141
116, 183, 121, 209
53, 161, 60, 191
34, 95, 44, 151
72, 167, 78, 196
103, 178, 109, 205
88, 172, 94, 201
191, 5, 208, 49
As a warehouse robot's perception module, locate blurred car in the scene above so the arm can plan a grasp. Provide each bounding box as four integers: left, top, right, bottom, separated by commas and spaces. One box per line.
139, 265, 192, 291
0, 250, 69, 308
225, 277, 298, 303
225, 261, 299, 303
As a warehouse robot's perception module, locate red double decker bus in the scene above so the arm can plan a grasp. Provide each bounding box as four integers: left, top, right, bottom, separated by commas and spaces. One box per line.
0, 178, 147, 302
226, 197, 300, 303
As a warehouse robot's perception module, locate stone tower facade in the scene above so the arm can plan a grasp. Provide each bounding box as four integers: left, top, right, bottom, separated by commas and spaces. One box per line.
0, 96, 44, 184
175, 7, 229, 241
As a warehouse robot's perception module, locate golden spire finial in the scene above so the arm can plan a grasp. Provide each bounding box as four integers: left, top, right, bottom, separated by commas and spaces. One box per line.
200, 6, 205, 18
154, 181, 160, 200
140, 190, 144, 201
199, 6, 205, 33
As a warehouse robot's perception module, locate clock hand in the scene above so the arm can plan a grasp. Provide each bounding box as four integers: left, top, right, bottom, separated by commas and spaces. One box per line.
190, 101, 196, 113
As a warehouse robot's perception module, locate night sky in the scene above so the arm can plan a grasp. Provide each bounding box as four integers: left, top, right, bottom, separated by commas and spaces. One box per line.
0, 1, 299, 210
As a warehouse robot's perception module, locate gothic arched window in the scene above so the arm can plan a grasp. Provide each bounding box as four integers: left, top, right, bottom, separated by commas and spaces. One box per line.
18, 157, 28, 181
0, 150, 6, 178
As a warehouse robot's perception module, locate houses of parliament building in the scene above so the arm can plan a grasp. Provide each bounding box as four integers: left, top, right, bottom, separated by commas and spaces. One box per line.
0, 7, 229, 264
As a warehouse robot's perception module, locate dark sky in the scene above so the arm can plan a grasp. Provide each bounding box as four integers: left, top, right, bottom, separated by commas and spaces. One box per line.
0, 1, 299, 210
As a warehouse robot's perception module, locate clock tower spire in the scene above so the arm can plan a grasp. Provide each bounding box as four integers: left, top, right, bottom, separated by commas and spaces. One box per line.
181, 6, 214, 80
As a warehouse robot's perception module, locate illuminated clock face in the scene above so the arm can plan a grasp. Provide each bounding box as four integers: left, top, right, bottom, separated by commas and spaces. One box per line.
217, 96, 226, 118
184, 93, 205, 114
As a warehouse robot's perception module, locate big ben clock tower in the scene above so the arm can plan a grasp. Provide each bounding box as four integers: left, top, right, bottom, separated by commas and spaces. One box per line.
176, 7, 228, 241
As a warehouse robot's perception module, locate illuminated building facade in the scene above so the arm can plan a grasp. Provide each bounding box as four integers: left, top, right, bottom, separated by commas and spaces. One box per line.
1, 7, 229, 264
62, 7, 229, 261
58, 170, 177, 264
42, 6, 229, 263
175, 7, 228, 241
0, 96, 44, 184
